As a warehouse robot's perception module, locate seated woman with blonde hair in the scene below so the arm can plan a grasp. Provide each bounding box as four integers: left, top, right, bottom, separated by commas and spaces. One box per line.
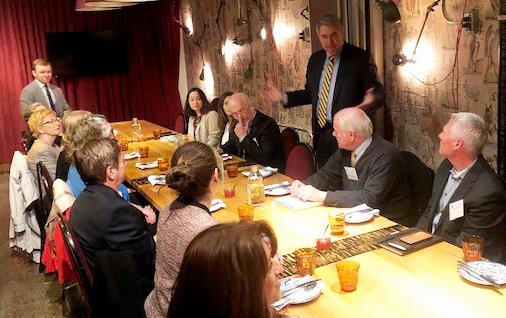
26, 108, 62, 180
55, 110, 91, 180
144, 141, 220, 317
184, 88, 221, 147
168, 221, 289, 318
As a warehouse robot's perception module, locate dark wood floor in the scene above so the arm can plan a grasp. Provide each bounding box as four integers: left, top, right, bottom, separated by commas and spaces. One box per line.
0, 173, 63, 317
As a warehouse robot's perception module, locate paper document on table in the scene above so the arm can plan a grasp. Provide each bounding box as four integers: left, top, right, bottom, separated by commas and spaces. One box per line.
274, 195, 322, 211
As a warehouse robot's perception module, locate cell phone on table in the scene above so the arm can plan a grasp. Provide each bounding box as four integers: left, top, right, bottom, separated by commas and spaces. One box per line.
399, 231, 433, 244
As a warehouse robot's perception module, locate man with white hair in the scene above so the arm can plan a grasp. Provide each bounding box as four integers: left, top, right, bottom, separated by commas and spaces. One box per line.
221, 92, 285, 170
417, 113, 506, 262
291, 107, 412, 224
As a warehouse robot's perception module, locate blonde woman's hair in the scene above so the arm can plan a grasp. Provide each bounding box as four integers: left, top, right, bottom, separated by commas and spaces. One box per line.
61, 110, 92, 145
27, 108, 56, 138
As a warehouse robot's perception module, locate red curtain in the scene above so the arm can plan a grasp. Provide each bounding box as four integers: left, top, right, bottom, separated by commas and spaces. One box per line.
0, 0, 181, 165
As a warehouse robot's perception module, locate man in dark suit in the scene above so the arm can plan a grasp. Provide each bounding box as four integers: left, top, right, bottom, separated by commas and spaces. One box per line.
221, 92, 285, 171
70, 138, 155, 315
417, 113, 506, 262
20, 58, 70, 119
262, 14, 384, 167
290, 108, 411, 225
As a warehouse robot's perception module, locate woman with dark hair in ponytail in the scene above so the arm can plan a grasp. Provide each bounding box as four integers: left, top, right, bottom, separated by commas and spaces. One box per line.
144, 141, 220, 318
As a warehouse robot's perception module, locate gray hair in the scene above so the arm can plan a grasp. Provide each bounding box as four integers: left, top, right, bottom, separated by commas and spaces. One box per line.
450, 112, 487, 155
334, 108, 373, 137
65, 113, 111, 161
316, 14, 343, 33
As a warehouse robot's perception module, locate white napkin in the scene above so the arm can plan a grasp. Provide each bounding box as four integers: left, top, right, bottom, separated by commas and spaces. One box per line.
124, 152, 141, 160
242, 166, 278, 177
160, 135, 177, 143
265, 181, 290, 190
221, 154, 233, 161
147, 175, 166, 186
135, 161, 158, 170
210, 199, 226, 213
344, 203, 380, 216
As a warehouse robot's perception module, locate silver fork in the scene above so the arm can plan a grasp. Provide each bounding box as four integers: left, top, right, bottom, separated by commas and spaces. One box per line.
272, 281, 318, 311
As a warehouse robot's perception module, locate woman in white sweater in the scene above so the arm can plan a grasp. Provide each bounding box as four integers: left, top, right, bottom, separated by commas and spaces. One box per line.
184, 87, 221, 147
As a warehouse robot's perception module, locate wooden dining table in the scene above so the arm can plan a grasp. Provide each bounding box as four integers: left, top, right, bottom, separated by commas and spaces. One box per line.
112, 120, 506, 318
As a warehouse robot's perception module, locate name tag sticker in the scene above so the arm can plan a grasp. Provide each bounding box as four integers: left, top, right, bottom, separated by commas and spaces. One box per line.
344, 166, 359, 181
449, 199, 464, 221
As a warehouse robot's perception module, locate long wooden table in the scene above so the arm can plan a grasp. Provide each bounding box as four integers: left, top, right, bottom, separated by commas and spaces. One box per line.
112, 120, 506, 318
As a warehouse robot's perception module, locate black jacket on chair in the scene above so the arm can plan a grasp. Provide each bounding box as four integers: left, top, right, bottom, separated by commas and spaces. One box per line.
417, 156, 506, 263
222, 110, 285, 171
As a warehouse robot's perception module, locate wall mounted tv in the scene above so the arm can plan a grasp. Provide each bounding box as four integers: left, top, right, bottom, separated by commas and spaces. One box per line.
46, 30, 130, 77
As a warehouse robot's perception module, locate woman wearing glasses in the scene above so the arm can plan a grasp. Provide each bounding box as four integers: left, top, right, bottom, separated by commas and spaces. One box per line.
26, 108, 62, 180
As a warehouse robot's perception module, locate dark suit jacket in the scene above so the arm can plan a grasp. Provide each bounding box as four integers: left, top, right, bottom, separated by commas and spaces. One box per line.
20, 80, 70, 119
284, 43, 384, 129
70, 183, 155, 289
417, 156, 506, 262
221, 110, 285, 171
305, 136, 412, 224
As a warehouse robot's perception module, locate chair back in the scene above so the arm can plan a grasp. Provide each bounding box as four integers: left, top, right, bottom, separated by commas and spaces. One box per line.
281, 127, 300, 160
58, 212, 93, 315
285, 143, 316, 181
34, 161, 54, 272
400, 151, 434, 226
174, 113, 186, 133
36, 161, 53, 218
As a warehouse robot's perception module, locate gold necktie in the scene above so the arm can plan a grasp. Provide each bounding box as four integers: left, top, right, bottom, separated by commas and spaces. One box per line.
350, 151, 357, 167
317, 57, 335, 128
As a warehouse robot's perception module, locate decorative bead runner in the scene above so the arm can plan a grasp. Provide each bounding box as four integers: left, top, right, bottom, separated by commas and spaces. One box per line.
281, 224, 406, 278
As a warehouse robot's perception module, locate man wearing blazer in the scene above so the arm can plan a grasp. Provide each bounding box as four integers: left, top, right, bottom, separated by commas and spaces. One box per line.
417, 113, 506, 263
290, 108, 412, 225
20, 58, 70, 120
70, 138, 156, 314
221, 92, 285, 171
263, 14, 384, 167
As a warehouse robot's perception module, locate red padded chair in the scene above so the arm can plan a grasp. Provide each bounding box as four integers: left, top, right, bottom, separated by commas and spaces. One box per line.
174, 113, 186, 133
285, 143, 316, 181
281, 127, 299, 160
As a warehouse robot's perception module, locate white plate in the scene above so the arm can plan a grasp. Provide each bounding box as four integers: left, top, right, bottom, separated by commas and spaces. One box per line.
276, 276, 323, 305
459, 261, 506, 285
345, 212, 374, 224
265, 187, 290, 196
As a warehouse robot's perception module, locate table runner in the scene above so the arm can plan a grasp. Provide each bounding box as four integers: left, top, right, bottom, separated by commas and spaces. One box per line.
281, 224, 406, 278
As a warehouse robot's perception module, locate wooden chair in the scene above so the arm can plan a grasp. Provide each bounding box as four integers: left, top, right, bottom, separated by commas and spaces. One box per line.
34, 161, 54, 272
285, 143, 316, 181
58, 212, 93, 317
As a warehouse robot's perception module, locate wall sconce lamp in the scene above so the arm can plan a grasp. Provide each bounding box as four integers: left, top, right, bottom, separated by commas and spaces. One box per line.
375, 0, 401, 24
392, 0, 440, 66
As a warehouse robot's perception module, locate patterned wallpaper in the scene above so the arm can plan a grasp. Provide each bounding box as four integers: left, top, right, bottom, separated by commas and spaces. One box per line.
180, 0, 313, 142
181, 0, 500, 169
384, 0, 499, 169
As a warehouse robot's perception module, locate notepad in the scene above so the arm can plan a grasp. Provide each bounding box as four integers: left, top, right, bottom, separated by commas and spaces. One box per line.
274, 195, 322, 211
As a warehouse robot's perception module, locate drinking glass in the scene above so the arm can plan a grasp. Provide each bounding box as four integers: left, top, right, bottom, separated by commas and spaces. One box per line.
336, 260, 360, 292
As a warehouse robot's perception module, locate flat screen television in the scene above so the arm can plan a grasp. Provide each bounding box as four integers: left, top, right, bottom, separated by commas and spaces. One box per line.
46, 30, 130, 77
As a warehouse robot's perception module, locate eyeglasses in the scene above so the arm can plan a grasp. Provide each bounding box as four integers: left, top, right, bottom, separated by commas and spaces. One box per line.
43, 117, 59, 125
